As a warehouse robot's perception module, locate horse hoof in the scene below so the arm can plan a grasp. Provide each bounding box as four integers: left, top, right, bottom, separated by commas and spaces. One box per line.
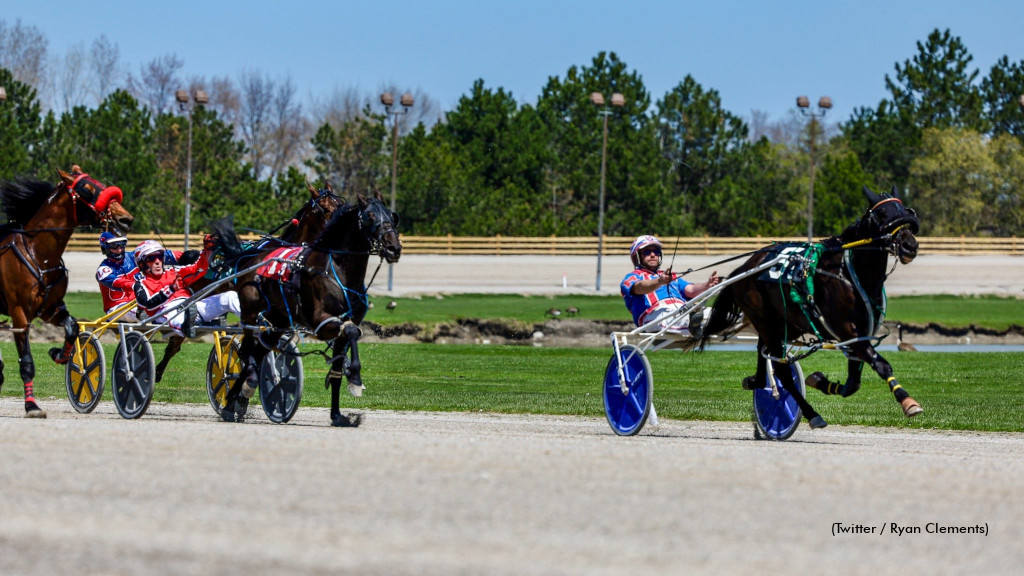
48, 347, 69, 365
901, 398, 923, 417
741, 376, 759, 390
220, 406, 236, 423
347, 383, 365, 398
235, 397, 249, 422
332, 413, 363, 427
808, 416, 828, 429
25, 408, 47, 419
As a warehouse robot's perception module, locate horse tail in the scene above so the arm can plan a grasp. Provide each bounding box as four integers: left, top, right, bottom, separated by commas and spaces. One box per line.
208, 215, 244, 262
696, 282, 744, 352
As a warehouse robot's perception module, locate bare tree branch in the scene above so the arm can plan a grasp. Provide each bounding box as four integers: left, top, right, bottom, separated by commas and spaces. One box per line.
0, 18, 48, 89
89, 34, 123, 104
52, 43, 91, 114
127, 53, 184, 114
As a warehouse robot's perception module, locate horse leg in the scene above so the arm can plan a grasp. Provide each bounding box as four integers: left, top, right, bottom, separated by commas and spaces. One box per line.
762, 340, 827, 429
12, 325, 44, 418
221, 332, 263, 423
47, 313, 79, 365
155, 336, 185, 383
328, 321, 363, 428
853, 344, 923, 418
741, 347, 768, 391
804, 358, 863, 397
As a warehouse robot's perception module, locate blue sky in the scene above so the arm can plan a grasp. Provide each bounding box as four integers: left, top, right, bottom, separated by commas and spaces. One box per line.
5, 0, 1020, 124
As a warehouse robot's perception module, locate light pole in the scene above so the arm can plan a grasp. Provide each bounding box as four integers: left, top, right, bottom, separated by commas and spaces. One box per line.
590, 91, 624, 291
380, 91, 414, 292
175, 88, 209, 250
797, 95, 831, 242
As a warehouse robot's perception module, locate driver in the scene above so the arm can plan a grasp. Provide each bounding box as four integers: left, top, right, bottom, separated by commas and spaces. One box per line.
96, 232, 182, 323
620, 235, 721, 337
132, 238, 240, 338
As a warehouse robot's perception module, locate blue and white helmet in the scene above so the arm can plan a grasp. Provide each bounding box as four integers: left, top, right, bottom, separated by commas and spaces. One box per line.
99, 231, 128, 260
630, 235, 662, 267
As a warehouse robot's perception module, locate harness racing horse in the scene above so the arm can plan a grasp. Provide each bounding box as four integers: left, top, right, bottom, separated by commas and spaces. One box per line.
697, 185, 921, 429
153, 181, 344, 383
0, 168, 134, 417
218, 191, 401, 426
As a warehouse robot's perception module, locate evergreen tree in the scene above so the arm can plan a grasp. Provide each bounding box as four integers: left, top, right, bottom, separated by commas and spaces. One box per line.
0, 68, 40, 181
981, 56, 1024, 142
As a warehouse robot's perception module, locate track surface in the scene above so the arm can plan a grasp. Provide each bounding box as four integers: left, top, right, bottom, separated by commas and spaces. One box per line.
3, 253, 1020, 573
2, 399, 1023, 575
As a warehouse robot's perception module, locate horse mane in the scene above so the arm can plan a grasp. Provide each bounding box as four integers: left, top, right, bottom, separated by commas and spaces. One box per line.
0, 178, 55, 224
312, 203, 358, 251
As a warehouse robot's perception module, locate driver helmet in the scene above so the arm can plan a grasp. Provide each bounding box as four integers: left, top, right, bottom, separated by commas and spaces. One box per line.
99, 232, 128, 261
134, 240, 165, 271
630, 235, 663, 267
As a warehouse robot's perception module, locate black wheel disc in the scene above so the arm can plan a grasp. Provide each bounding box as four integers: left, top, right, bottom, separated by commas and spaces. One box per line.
112, 331, 156, 419
258, 339, 303, 424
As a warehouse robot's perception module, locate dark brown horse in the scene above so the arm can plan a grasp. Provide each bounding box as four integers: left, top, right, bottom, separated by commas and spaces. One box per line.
698, 186, 921, 429
0, 167, 134, 417
153, 181, 344, 382
216, 191, 401, 426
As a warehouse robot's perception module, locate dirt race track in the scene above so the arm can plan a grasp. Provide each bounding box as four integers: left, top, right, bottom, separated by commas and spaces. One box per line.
2, 400, 1023, 576
1, 252, 1021, 574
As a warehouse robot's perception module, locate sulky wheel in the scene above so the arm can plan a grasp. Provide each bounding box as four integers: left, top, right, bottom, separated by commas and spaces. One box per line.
111, 331, 156, 419
258, 339, 303, 424
752, 360, 805, 441
65, 330, 106, 413
603, 344, 653, 436
206, 336, 242, 414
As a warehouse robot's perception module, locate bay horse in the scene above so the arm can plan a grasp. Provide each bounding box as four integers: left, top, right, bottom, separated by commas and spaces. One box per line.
215, 191, 401, 426
697, 185, 921, 429
0, 167, 134, 417
153, 181, 344, 382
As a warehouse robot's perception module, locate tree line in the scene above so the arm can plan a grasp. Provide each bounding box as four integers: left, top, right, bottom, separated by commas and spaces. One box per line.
2, 22, 1022, 239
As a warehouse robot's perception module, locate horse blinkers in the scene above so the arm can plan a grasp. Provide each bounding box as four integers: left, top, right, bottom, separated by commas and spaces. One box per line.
62, 170, 134, 234
863, 186, 919, 264
358, 197, 402, 263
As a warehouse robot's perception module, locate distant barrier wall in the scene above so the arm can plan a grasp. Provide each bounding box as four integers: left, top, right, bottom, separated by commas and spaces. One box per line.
67, 233, 1024, 256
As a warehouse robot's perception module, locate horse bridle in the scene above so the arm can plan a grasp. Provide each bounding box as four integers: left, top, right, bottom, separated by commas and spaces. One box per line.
307, 188, 343, 224
842, 197, 919, 253
866, 197, 919, 235
356, 198, 398, 256
64, 173, 124, 228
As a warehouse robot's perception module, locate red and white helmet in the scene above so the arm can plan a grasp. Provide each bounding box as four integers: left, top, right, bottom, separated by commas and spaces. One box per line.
134, 240, 164, 270
629, 235, 663, 267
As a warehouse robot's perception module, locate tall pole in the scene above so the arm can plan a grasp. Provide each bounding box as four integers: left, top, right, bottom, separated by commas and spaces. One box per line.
590, 91, 623, 292
184, 106, 194, 251
806, 115, 816, 243
596, 113, 609, 291
380, 92, 414, 293
796, 95, 831, 243
387, 110, 399, 291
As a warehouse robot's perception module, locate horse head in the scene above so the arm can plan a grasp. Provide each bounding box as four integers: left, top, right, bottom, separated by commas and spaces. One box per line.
862, 185, 919, 265
282, 180, 345, 245
58, 167, 135, 234
357, 191, 402, 263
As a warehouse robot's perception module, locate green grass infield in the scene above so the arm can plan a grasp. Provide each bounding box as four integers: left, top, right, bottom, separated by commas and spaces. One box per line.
7, 341, 1022, 433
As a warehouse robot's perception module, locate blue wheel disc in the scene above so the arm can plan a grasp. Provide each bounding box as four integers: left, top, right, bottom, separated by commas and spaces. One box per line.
752, 361, 804, 440
603, 344, 652, 436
